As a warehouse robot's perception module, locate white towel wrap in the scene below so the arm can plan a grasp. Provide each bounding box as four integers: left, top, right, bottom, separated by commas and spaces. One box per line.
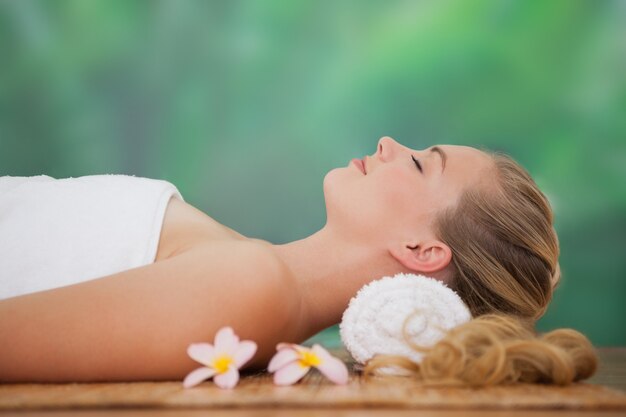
339, 272, 472, 375
0, 174, 183, 300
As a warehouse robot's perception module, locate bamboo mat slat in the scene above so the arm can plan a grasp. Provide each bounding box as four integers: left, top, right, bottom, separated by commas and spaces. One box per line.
1, 348, 625, 411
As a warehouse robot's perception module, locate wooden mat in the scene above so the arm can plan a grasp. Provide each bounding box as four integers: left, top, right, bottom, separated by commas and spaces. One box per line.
2, 348, 625, 411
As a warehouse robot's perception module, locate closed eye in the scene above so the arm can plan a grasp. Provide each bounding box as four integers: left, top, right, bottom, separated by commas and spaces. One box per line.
411, 155, 423, 173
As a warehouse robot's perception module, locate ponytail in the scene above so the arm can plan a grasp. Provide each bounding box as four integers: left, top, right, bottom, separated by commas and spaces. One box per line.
363, 314, 598, 386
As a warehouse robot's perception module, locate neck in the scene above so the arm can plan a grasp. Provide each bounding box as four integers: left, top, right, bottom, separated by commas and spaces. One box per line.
268, 225, 407, 343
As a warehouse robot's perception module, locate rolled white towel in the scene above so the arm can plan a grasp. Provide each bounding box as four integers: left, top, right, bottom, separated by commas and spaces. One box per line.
339, 272, 472, 375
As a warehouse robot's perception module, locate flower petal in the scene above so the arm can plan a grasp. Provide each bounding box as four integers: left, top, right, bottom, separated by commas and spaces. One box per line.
213, 366, 240, 389
276, 342, 308, 354
268, 348, 300, 373
233, 340, 257, 368
312, 344, 349, 385
182, 366, 217, 388
214, 326, 240, 353
311, 344, 332, 359
187, 343, 216, 366
316, 356, 349, 385
274, 361, 310, 386
276, 342, 296, 350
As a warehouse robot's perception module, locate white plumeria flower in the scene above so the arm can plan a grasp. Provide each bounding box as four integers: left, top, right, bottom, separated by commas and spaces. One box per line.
183, 326, 257, 389
268, 343, 349, 385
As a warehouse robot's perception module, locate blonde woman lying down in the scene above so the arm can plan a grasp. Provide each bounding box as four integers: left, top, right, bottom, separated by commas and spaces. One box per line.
0, 136, 597, 385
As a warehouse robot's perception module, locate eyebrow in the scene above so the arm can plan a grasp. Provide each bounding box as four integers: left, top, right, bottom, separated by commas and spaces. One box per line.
430, 146, 447, 173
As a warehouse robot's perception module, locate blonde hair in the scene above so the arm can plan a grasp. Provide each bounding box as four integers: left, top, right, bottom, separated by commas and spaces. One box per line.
363, 152, 598, 386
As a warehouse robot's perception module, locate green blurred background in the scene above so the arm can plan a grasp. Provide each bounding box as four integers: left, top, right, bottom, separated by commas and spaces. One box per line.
1, 1, 624, 346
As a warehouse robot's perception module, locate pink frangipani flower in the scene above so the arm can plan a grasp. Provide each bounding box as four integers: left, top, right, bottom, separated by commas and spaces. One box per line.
268, 343, 349, 386
183, 326, 257, 389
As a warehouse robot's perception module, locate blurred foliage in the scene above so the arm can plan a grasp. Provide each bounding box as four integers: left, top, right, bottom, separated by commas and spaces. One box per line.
1, 0, 624, 346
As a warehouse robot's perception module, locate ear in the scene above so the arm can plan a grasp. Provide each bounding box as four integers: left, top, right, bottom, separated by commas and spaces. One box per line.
388, 239, 452, 274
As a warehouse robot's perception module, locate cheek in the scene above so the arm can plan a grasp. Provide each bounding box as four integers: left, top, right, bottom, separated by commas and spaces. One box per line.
372, 169, 447, 232
368, 170, 422, 220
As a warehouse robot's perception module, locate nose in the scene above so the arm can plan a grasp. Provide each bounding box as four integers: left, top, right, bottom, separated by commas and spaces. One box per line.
377, 136, 400, 161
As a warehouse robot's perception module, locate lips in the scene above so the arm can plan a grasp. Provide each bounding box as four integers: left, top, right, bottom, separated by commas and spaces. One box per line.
351, 158, 366, 175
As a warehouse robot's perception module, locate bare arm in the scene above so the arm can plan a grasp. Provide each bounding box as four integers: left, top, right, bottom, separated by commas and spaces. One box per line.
0, 241, 300, 382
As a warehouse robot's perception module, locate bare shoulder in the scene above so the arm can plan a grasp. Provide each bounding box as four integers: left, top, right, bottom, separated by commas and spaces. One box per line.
189, 239, 294, 293
185, 240, 302, 368
201, 239, 300, 325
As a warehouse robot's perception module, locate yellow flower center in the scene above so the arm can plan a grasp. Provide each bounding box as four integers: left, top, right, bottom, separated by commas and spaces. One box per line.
298, 350, 322, 368
212, 355, 234, 374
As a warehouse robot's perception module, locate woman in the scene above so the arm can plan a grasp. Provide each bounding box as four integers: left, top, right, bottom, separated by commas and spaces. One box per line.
0, 136, 597, 384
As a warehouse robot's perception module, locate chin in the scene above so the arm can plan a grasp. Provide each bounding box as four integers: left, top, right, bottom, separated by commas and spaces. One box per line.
322, 165, 356, 200
322, 168, 370, 235
322, 168, 348, 220
322, 166, 343, 192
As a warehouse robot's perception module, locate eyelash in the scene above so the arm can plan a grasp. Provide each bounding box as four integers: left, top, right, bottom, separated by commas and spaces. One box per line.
411, 155, 423, 173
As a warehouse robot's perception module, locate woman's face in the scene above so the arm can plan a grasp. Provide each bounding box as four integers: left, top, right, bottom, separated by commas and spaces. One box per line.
323, 137, 495, 249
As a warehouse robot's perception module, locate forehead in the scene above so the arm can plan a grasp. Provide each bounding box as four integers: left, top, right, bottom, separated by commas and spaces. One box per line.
435, 144, 495, 186
434, 144, 493, 169
440, 144, 487, 157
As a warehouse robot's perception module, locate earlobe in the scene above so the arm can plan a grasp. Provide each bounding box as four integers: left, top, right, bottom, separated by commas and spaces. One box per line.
388, 240, 452, 274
